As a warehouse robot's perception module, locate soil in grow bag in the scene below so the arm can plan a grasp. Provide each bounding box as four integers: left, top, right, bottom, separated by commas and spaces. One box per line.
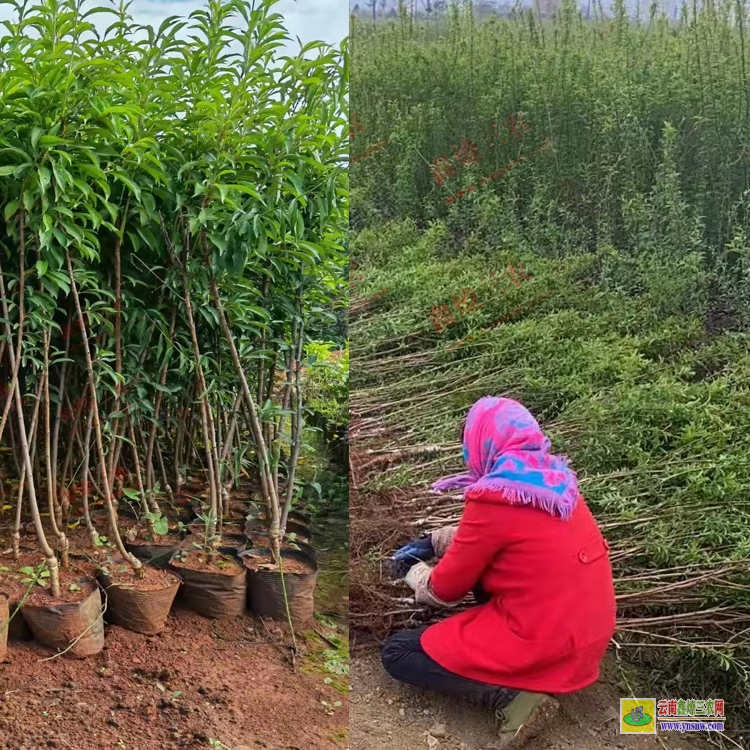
244, 518, 310, 540
50, 525, 99, 555
242, 547, 318, 623
21, 575, 104, 658
0, 551, 48, 640
98, 563, 181, 635
169, 546, 246, 618
227, 499, 252, 514
220, 534, 248, 553
122, 520, 187, 568
189, 520, 245, 538
244, 515, 311, 542
0, 592, 9, 662
243, 528, 316, 558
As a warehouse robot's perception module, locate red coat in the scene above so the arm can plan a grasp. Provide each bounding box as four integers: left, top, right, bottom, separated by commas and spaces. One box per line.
421, 488, 616, 693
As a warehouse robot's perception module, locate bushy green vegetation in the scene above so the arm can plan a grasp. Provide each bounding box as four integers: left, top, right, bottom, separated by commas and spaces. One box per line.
351, 0, 750, 734
0, 0, 348, 590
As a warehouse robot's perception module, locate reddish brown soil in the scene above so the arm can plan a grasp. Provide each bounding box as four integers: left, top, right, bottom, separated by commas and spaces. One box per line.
279, 558, 315, 575
120, 517, 186, 538
24, 570, 96, 607
225, 501, 251, 516
190, 522, 245, 537
102, 565, 180, 592
0, 606, 348, 750
126, 533, 181, 551
245, 532, 271, 548
52, 526, 98, 554
220, 524, 246, 536
244, 533, 310, 555
242, 554, 315, 575
0, 551, 57, 603
170, 549, 244, 576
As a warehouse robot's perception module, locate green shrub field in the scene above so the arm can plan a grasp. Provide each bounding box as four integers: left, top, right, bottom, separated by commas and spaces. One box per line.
350, 0, 750, 739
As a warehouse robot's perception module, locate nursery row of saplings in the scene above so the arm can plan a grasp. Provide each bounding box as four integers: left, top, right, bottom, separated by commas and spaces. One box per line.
0, 477, 319, 661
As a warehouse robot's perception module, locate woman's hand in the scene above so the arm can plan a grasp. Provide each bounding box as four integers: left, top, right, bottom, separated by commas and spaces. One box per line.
393, 534, 434, 567
404, 561, 432, 592
404, 561, 462, 609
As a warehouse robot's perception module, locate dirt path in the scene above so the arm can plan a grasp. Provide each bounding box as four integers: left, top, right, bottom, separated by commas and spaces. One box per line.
351, 649, 710, 750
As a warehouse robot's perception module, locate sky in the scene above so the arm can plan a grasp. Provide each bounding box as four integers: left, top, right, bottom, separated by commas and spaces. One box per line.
129, 0, 349, 50
0, 0, 349, 51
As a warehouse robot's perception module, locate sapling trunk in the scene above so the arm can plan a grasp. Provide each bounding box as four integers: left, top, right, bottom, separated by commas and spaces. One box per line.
174, 422, 184, 490
146, 306, 177, 493
50, 317, 71, 505
208, 274, 282, 563
12, 377, 44, 560
12, 479, 23, 560
280, 288, 305, 533
43, 331, 69, 569
81, 406, 99, 546
155, 441, 170, 502
0, 258, 28, 450
136, 422, 159, 513
203, 391, 224, 519
180, 259, 220, 543
273, 318, 297, 495
1, 230, 60, 596
128, 417, 155, 537
107, 206, 128, 493
219, 390, 243, 469
70, 421, 102, 499
263, 346, 278, 451
59, 393, 83, 525
65, 250, 143, 575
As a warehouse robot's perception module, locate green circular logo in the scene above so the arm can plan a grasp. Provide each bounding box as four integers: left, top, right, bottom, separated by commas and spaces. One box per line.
623, 711, 653, 727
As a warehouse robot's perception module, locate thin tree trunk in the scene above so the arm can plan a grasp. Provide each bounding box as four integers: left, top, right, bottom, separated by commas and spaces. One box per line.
180, 258, 220, 541
146, 306, 177, 494
274, 317, 298, 496
81, 405, 99, 545
12, 376, 45, 560
65, 250, 142, 574
1, 226, 60, 596
50, 318, 71, 506
0, 256, 29, 449
281, 287, 305, 533
43, 331, 69, 570
207, 274, 281, 563
155, 440, 170, 500
219, 390, 243, 468
128, 417, 154, 537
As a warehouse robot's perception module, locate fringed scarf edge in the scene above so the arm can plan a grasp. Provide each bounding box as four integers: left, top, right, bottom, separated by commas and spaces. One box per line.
475, 479, 578, 520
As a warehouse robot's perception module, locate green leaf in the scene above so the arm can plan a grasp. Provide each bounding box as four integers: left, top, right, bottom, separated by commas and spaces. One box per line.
113, 172, 141, 201
4, 200, 20, 221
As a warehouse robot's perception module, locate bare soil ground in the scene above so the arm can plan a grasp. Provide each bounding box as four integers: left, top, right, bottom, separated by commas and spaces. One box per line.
351, 648, 711, 750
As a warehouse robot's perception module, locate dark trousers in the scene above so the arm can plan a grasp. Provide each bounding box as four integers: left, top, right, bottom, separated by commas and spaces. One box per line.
381, 625, 519, 713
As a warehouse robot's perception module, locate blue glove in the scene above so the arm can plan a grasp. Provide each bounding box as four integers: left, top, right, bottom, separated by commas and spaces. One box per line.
392, 534, 434, 566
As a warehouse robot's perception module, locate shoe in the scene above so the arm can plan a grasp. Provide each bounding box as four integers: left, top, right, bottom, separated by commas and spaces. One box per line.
494, 691, 560, 748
